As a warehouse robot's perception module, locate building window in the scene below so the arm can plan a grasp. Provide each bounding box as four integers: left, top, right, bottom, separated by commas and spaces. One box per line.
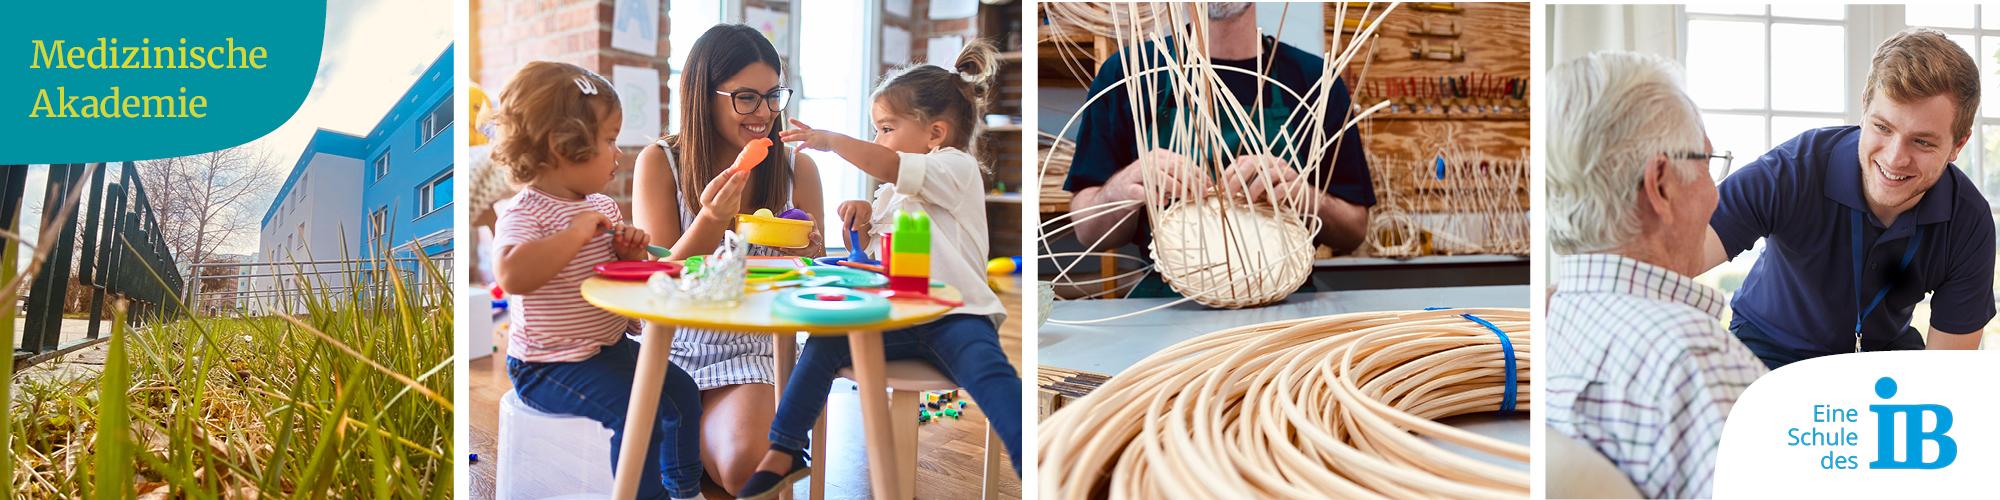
370, 207, 389, 246
419, 172, 453, 217
668, 0, 724, 134
799, 0, 870, 250
1902, 4, 2000, 208
1682, 5, 1847, 181
374, 152, 391, 180
421, 97, 452, 146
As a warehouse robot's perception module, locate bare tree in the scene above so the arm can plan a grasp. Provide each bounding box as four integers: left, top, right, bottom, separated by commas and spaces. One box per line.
137, 147, 281, 308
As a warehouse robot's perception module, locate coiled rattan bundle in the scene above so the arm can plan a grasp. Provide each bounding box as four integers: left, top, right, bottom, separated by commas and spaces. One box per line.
1039, 308, 1530, 499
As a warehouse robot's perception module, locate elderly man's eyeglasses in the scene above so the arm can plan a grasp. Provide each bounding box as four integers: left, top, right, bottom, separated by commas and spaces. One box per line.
1669, 150, 1733, 174
714, 87, 794, 115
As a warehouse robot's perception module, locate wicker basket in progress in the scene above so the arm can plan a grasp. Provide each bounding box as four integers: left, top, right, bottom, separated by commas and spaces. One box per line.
1149, 196, 1314, 308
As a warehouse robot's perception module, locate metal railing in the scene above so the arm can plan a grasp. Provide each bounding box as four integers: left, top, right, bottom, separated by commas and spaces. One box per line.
183, 256, 454, 316
4, 163, 182, 370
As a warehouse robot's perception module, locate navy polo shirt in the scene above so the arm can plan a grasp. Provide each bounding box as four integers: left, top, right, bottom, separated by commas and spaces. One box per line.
1712, 125, 1995, 359
1063, 34, 1375, 252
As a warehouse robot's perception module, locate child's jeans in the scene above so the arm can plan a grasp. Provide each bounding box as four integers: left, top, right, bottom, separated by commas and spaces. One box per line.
508, 337, 704, 499
767, 314, 1023, 473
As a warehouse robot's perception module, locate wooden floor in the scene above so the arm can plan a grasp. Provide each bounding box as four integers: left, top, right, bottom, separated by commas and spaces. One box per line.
468, 283, 1025, 499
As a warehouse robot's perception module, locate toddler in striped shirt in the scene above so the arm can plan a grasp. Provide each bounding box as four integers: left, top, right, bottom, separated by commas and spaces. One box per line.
490, 61, 704, 500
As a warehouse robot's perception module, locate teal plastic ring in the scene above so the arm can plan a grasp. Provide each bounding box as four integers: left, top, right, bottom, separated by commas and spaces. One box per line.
772, 287, 891, 325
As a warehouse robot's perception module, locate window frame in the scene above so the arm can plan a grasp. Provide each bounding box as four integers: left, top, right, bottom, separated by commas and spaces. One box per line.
1899, 5, 2000, 209
369, 207, 390, 248
420, 96, 452, 148
667, 0, 727, 136
1677, 5, 1852, 180
1679, 5, 2000, 198
373, 151, 391, 181
417, 171, 453, 218
796, 0, 880, 251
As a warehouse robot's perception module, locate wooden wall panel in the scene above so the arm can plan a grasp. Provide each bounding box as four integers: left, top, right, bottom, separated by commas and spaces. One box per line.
1326, 2, 1530, 161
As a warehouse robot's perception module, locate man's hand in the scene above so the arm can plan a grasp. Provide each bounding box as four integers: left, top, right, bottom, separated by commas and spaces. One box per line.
1220, 154, 1300, 205
1106, 149, 1208, 203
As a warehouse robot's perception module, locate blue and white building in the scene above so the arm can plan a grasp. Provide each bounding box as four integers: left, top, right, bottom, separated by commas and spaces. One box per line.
360, 45, 455, 258
258, 45, 453, 305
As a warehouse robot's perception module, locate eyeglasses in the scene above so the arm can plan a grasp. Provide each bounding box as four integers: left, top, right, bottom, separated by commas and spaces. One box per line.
714, 87, 794, 115
1669, 150, 1733, 174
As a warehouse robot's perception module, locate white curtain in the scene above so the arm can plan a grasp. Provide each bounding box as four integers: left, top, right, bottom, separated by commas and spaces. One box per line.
1548, 4, 1681, 64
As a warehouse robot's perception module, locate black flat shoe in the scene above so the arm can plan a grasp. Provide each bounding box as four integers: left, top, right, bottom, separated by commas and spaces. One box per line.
735, 453, 810, 500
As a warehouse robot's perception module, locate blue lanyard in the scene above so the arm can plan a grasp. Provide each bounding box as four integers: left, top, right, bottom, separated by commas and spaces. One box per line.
1849, 209, 1923, 353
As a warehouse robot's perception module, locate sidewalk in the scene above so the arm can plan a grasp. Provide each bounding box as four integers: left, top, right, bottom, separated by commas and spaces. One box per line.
12, 317, 117, 383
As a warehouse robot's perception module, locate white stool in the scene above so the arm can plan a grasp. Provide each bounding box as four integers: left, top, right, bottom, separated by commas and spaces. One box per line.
497, 390, 614, 499
818, 360, 1006, 500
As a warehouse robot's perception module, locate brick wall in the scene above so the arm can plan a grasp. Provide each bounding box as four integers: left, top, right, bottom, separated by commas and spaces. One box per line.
472, 0, 671, 216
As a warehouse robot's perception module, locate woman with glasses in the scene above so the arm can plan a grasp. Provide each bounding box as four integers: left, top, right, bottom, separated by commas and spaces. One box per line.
631, 23, 823, 496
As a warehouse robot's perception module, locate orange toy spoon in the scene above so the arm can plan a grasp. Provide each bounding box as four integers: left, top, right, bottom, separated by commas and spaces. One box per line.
729, 137, 773, 175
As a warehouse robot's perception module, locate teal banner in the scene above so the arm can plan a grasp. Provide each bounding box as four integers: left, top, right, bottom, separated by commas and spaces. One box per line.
0, 1, 325, 163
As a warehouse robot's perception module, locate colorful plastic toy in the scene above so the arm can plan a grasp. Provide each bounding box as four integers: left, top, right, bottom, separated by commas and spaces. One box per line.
986, 256, 1021, 275
884, 210, 932, 294
771, 287, 892, 324
467, 83, 495, 146
738, 208, 814, 248
685, 255, 812, 275
801, 265, 888, 288
730, 137, 772, 175
594, 261, 682, 281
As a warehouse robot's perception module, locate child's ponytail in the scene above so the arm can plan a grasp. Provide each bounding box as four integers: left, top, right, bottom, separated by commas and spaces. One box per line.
874, 39, 1002, 154
952, 39, 999, 123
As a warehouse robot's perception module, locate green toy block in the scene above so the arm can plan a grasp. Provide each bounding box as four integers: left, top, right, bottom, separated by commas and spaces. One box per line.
892, 210, 931, 254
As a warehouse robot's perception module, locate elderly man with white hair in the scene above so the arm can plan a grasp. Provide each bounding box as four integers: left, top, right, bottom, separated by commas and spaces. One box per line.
1545, 52, 1768, 499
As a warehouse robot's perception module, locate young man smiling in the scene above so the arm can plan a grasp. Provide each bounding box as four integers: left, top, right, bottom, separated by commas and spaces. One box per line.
1702, 27, 1992, 369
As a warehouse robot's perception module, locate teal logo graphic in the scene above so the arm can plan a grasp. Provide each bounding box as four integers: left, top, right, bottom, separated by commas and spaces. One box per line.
0, 1, 326, 163
1868, 377, 1956, 469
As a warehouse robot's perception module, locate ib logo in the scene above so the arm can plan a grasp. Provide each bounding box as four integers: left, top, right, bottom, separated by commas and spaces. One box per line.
1867, 376, 1956, 469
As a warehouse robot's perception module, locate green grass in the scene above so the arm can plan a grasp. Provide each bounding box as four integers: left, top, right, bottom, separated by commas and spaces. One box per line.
6, 248, 455, 498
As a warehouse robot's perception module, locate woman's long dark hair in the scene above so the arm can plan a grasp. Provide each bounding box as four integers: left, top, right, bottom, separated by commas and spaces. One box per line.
665, 24, 792, 218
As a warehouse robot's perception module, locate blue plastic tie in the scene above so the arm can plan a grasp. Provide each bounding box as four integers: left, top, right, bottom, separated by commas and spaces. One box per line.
1427, 307, 1517, 415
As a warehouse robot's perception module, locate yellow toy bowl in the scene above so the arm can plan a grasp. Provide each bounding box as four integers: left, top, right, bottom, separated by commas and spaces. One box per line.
736, 213, 814, 248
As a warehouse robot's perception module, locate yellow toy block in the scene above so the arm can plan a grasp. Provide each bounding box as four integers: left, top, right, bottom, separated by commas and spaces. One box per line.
889, 253, 930, 277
